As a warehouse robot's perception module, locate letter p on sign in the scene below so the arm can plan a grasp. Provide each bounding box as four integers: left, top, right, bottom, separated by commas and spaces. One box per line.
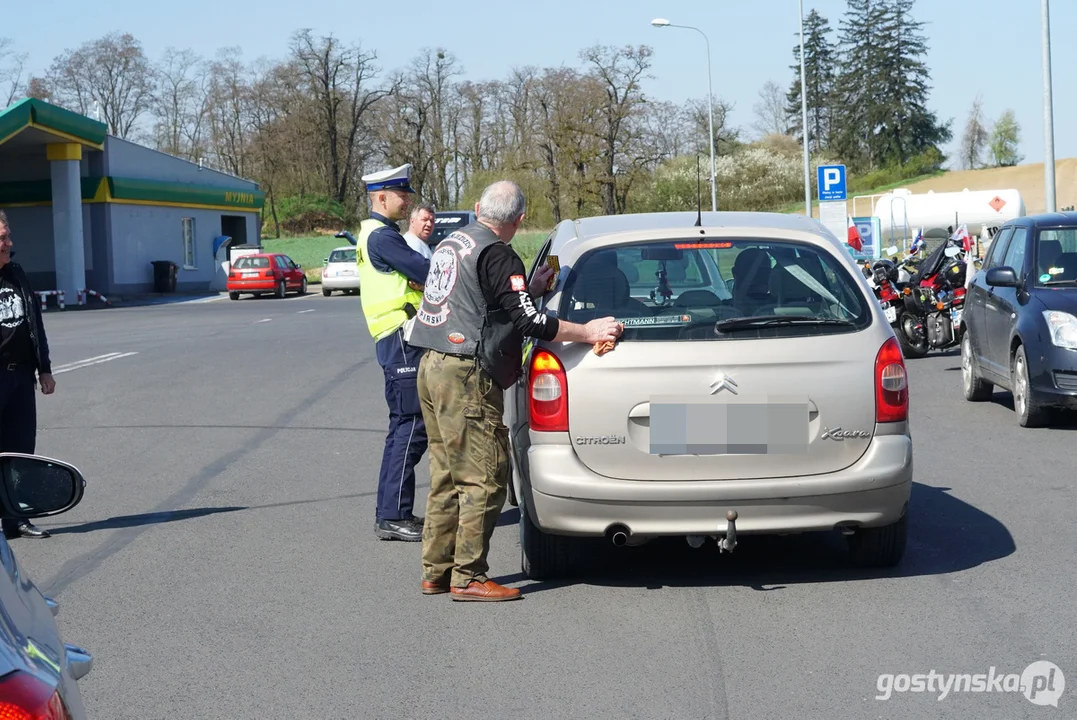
817, 164, 847, 202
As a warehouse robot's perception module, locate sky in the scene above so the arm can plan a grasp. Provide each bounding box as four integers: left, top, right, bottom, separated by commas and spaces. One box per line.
6, 0, 1074, 176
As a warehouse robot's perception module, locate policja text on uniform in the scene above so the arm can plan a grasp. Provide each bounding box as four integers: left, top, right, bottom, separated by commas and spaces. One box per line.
353, 163, 430, 543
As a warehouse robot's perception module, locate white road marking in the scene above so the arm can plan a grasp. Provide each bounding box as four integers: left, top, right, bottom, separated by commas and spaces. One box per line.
297, 309, 315, 314
255, 318, 272, 323
53, 352, 139, 375
51, 353, 123, 371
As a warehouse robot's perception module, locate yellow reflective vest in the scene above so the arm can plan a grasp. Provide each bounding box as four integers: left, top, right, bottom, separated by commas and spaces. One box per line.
354, 218, 425, 341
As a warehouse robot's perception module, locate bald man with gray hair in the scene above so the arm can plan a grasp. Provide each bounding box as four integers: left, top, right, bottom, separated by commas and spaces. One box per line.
407, 179, 622, 602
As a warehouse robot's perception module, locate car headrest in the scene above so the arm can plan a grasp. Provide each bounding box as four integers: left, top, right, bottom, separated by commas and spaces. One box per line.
1039, 239, 1063, 271
675, 289, 723, 306
732, 248, 772, 295
664, 261, 687, 282
574, 264, 631, 307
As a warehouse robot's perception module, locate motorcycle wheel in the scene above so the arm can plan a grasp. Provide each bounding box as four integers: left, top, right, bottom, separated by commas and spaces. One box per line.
896, 310, 930, 359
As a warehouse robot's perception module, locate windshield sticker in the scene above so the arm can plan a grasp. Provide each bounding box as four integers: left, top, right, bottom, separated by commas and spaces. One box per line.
1049, 266, 1065, 275
1040, 273, 1052, 282
619, 314, 692, 327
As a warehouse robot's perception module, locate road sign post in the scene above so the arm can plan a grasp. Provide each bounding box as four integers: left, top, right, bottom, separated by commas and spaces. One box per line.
817, 164, 849, 245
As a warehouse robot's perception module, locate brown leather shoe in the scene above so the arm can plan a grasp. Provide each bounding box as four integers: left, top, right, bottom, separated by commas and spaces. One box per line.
450, 579, 522, 602
421, 580, 449, 595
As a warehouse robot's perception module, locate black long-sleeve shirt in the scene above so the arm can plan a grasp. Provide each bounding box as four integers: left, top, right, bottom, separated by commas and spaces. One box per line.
478, 242, 559, 342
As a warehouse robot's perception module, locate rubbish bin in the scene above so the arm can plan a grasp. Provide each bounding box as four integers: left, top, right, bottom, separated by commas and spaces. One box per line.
151, 260, 178, 293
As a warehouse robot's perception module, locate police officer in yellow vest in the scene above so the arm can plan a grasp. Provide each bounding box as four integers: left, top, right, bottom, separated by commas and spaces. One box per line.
355, 163, 431, 542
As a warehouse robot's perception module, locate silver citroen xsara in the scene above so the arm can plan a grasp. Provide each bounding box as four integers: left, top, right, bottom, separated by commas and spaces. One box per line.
506, 211, 913, 579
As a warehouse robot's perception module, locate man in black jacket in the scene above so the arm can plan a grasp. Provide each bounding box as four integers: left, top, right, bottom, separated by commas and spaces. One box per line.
0, 210, 56, 539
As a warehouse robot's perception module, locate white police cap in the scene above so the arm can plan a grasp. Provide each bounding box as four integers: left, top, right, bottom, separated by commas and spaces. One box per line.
361, 163, 416, 194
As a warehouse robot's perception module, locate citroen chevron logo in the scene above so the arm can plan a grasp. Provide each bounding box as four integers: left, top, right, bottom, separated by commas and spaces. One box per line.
710, 374, 738, 395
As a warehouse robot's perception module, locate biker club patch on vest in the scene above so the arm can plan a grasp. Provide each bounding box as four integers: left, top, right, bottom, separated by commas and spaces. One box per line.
416, 230, 479, 327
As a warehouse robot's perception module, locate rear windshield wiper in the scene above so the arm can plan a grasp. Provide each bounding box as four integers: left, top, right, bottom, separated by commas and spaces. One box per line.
715, 315, 856, 332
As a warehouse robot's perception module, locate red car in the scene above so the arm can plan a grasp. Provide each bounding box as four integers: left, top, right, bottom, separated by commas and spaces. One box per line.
227, 253, 308, 300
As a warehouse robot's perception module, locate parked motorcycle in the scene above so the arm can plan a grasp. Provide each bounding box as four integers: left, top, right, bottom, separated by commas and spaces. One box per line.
894, 239, 970, 358
868, 257, 913, 340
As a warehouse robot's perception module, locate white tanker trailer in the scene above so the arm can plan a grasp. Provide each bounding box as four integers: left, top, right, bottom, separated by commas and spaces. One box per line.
865, 187, 1026, 243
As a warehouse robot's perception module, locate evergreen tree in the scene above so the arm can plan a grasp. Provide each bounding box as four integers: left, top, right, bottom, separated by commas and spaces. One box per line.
786, 9, 836, 154
829, 0, 888, 170
870, 0, 952, 167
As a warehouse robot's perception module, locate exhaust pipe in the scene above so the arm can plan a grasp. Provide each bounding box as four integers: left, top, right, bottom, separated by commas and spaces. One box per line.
608, 525, 630, 546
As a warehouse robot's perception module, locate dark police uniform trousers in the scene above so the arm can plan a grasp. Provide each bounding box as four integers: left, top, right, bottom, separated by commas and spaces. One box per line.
375, 325, 428, 522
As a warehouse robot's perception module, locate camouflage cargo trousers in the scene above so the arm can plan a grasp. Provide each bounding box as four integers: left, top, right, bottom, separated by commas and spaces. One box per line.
417, 350, 512, 588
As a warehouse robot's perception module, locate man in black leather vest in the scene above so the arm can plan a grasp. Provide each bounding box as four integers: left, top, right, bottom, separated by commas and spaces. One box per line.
408, 180, 621, 602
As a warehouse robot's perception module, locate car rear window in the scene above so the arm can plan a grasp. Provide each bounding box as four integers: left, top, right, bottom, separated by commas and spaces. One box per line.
233, 256, 270, 269
430, 213, 472, 244
558, 239, 872, 340
328, 249, 356, 263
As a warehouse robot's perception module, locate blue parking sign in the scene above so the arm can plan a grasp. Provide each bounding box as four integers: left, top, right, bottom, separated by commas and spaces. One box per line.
817, 165, 847, 202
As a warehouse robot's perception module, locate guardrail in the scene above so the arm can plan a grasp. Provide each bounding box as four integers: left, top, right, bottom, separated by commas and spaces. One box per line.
77, 289, 112, 307
34, 290, 65, 311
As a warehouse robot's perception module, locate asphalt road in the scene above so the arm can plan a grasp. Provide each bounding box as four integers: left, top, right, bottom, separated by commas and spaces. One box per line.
13, 292, 1076, 719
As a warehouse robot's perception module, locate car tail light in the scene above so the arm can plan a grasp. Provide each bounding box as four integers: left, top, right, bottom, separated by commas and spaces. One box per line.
875, 336, 908, 423
528, 349, 568, 432
264, 270, 274, 278
0, 671, 72, 719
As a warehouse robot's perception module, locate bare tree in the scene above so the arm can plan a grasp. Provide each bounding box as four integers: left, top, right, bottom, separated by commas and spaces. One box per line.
153, 48, 213, 160
290, 29, 392, 205
0, 38, 28, 107
44, 32, 157, 139
580, 44, 653, 215
206, 48, 250, 177
752, 80, 788, 138
685, 96, 739, 157
959, 95, 989, 170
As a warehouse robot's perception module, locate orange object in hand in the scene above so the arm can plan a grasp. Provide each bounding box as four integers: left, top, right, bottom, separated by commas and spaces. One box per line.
592, 323, 625, 356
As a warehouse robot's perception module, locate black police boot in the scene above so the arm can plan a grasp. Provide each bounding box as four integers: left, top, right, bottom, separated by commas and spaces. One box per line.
375, 518, 422, 542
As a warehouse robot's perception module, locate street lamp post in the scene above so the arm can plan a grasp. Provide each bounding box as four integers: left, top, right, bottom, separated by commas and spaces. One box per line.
1042, 0, 1056, 212
652, 18, 718, 212
799, 0, 811, 217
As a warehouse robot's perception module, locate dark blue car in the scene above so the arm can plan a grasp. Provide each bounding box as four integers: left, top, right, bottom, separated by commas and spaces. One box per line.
961, 212, 1077, 427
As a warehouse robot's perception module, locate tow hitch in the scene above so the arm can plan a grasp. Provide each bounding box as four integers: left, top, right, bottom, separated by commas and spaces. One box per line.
719, 510, 738, 553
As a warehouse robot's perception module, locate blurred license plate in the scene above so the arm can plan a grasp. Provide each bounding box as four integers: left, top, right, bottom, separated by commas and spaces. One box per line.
884, 306, 897, 323
648, 395, 809, 455
242, 272, 257, 278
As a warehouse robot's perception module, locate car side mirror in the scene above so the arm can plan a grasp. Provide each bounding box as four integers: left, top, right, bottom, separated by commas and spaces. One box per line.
985, 266, 1018, 288
0, 454, 86, 519
296, 263, 302, 270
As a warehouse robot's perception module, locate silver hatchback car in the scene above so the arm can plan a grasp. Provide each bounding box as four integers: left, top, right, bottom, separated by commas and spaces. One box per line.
506, 211, 913, 579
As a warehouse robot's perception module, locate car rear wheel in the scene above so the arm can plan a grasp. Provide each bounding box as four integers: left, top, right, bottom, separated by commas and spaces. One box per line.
229, 291, 240, 301
322, 287, 332, 297
847, 513, 907, 568
299, 277, 308, 295
520, 494, 572, 580
961, 332, 992, 401
275, 279, 287, 299
1012, 345, 1048, 428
